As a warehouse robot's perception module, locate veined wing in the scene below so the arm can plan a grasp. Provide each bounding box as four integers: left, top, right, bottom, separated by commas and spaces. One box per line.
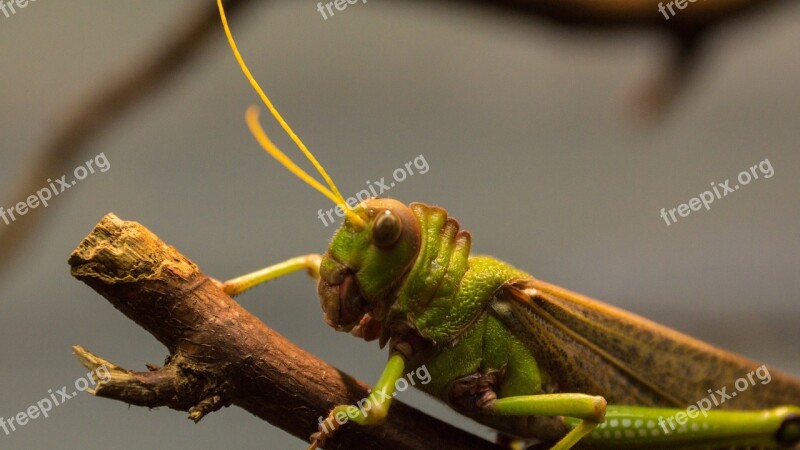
492, 278, 800, 409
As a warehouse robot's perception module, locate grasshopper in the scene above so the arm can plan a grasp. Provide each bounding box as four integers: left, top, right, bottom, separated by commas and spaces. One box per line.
215, 2, 800, 448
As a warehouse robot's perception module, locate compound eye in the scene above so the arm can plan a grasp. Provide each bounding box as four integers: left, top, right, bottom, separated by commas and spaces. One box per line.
372, 210, 402, 248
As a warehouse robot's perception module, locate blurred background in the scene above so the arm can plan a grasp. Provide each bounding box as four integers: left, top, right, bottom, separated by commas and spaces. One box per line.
1, 1, 798, 448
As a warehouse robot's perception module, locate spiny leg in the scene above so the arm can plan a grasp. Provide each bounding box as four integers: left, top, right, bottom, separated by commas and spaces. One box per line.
568, 404, 800, 448
216, 253, 321, 296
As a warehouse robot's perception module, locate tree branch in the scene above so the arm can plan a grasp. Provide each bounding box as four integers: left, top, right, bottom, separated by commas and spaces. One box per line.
69, 213, 502, 450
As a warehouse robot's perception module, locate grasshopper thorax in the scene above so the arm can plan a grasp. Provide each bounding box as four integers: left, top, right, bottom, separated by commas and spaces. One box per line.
317, 198, 421, 335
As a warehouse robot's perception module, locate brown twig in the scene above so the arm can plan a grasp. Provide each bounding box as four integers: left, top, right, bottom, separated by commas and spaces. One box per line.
69, 213, 503, 450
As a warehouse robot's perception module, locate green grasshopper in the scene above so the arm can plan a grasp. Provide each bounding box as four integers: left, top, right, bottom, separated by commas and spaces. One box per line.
216, 2, 800, 448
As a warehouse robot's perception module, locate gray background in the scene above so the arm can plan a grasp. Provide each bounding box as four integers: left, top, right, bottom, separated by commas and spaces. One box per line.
1, 1, 799, 449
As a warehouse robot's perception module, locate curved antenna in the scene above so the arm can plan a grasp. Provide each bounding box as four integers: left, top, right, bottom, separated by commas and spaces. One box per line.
217, 0, 365, 229
246, 106, 365, 226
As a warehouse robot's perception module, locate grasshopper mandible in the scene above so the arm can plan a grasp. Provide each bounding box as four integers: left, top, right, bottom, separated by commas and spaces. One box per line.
215, 2, 800, 448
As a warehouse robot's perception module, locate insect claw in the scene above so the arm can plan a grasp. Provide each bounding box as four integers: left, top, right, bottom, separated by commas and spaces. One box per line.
308, 412, 341, 450
307, 431, 327, 450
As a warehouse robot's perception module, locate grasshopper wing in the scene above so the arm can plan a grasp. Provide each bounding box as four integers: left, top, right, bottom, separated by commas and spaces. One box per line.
493, 279, 800, 409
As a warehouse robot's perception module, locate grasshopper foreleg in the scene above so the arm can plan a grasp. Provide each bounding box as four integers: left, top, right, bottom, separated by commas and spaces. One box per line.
214, 253, 321, 296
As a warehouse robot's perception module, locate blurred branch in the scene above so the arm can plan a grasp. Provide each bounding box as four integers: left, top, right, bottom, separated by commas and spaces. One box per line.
0, 0, 255, 276
456, 0, 783, 27
69, 213, 503, 450
450, 0, 786, 119
0, 0, 790, 277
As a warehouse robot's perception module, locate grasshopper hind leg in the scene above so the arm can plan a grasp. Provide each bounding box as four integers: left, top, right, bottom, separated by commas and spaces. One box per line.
447, 371, 605, 450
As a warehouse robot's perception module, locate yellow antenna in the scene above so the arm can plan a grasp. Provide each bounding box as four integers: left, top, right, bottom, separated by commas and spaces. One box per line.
217, 0, 366, 229
245, 107, 346, 209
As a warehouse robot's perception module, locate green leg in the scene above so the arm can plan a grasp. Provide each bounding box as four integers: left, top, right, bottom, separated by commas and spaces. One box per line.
486, 394, 607, 450
308, 354, 406, 449
216, 253, 321, 296
565, 404, 800, 448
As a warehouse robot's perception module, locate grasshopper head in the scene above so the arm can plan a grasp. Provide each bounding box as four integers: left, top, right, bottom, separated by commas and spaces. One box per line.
318, 198, 421, 334
215, 0, 420, 339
